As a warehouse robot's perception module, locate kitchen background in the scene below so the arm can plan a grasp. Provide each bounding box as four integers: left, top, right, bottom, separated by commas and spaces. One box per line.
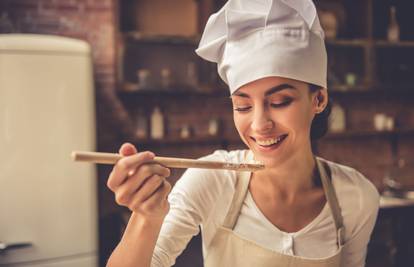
1, 0, 414, 266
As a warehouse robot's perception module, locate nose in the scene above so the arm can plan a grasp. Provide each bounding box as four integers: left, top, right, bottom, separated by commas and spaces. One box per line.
251, 108, 274, 133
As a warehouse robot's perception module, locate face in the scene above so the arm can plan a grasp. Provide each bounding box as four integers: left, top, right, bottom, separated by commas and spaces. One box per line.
231, 76, 325, 167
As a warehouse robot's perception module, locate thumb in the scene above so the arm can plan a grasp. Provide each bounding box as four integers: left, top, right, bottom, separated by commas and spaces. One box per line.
119, 142, 138, 156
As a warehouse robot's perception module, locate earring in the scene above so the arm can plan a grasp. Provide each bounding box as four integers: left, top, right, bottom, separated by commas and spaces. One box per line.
316, 106, 325, 114
315, 95, 324, 114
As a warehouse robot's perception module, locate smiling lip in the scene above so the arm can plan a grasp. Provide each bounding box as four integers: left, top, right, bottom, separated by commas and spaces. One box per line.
251, 134, 288, 150
252, 134, 288, 143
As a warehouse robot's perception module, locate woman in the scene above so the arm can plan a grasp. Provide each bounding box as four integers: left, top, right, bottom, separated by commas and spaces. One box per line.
106, 1, 379, 266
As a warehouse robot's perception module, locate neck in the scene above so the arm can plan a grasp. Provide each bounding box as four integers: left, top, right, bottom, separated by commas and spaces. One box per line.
252, 145, 317, 200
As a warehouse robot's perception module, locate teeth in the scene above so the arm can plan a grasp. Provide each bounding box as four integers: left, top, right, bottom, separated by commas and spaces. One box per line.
256, 136, 285, 146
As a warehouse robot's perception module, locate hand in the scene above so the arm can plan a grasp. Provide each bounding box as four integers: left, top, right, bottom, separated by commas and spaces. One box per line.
107, 143, 172, 220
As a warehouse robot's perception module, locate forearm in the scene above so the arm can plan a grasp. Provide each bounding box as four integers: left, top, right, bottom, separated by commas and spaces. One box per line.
107, 212, 164, 267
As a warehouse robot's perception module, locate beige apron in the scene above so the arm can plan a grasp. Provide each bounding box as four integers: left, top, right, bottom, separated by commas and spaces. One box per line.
205, 157, 345, 267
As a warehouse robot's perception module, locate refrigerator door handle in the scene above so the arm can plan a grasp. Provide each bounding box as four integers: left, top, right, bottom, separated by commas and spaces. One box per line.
0, 242, 32, 253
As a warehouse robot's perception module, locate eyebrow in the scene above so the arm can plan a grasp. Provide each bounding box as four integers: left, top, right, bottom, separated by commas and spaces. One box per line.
232, 83, 296, 98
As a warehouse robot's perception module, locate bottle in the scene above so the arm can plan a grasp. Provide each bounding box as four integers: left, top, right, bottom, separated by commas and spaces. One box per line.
319, 9, 338, 40
161, 68, 172, 89
137, 69, 151, 90
329, 104, 346, 133
186, 62, 198, 87
150, 106, 164, 139
208, 118, 220, 136
180, 124, 191, 139
387, 6, 400, 43
134, 109, 148, 139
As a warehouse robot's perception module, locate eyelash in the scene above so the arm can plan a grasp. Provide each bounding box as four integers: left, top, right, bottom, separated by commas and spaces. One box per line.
234, 99, 292, 112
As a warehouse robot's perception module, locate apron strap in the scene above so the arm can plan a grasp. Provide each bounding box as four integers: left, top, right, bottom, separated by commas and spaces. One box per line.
316, 157, 345, 246
222, 150, 253, 229
222, 169, 251, 229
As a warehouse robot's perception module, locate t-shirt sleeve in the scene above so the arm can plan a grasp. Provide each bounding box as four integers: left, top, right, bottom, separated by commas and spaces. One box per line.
151, 150, 236, 267
342, 170, 380, 267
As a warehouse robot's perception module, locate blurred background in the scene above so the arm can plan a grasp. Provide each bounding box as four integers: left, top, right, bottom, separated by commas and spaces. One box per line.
0, 0, 414, 266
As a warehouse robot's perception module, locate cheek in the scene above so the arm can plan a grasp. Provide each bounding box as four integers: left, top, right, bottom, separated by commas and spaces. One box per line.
297, 106, 315, 133
233, 113, 251, 146
233, 112, 246, 133
277, 105, 312, 133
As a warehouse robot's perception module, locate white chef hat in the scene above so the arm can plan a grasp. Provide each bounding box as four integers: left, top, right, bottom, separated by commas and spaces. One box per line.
195, 0, 327, 94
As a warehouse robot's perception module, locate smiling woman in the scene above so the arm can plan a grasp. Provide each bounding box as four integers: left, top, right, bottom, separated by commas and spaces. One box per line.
231, 79, 331, 146
230, 77, 329, 167
105, 1, 379, 267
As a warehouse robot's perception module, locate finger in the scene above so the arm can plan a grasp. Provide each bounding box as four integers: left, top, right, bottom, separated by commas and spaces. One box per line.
119, 143, 139, 176
134, 163, 170, 182
107, 151, 155, 190
130, 174, 164, 205
160, 180, 172, 200
114, 173, 160, 207
119, 143, 138, 156
130, 180, 172, 212
141, 181, 172, 209
117, 164, 170, 201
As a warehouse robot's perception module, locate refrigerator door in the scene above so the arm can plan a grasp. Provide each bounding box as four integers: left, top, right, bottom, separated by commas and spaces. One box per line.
0, 253, 96, 267
0, 35, 98, 266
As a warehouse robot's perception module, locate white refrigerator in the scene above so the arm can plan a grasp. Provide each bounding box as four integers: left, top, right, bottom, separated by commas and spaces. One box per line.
0, 34, 98, 266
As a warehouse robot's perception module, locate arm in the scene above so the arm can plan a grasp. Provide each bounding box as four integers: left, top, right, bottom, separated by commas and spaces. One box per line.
341, 205, 379, 267
106, 146, 230, 267
107, 213, 165, 267
342, 172, 380, 267
106, 143, 171, 267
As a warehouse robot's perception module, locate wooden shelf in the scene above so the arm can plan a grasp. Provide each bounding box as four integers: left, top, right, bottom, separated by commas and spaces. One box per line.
123, 32, 200, 45
118, 83, 228, 98
326, 39, 369, 47
330, 84, 372, 92
375, 40, 414, 48
380, 196, 414, 209
329, 85, 414, 96
327, 39, 414, 48
324, 129, 414, 140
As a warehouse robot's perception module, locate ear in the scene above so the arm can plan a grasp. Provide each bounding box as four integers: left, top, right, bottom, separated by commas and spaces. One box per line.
313, 88, 328, 114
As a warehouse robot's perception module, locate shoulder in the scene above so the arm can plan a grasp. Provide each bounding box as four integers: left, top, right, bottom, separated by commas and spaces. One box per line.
320, 158, 380, 238
321, 158, 380, 209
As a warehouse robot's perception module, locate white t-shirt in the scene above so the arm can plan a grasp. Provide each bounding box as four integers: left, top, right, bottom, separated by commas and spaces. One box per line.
152, 150, 380, 267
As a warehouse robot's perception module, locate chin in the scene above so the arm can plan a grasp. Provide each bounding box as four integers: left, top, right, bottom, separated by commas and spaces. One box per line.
250, 140, 301, 170
254, 154, 284, 168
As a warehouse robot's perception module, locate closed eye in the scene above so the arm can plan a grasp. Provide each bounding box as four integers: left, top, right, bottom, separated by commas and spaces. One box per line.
234, 106, 251, 112
270, 99, 292, 108
234, 99, 292, 112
